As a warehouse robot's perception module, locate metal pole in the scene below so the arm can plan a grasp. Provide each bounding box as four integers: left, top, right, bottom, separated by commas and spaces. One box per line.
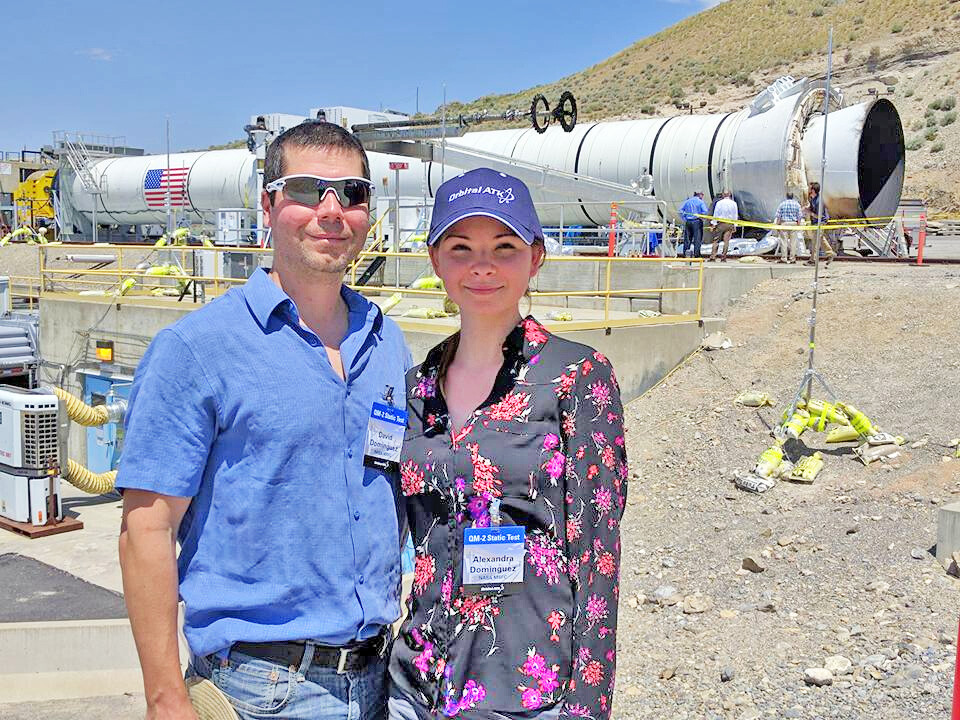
441, 85, 447, 184
165, 117, 172, 235
806, 28, 833, 401
394, 167, 401, 286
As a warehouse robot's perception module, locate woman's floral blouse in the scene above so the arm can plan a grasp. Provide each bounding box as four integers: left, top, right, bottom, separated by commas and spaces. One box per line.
389, 317, 628, 720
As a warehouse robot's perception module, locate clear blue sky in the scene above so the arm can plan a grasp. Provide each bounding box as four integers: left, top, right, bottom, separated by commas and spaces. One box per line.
4, 0, 720, 154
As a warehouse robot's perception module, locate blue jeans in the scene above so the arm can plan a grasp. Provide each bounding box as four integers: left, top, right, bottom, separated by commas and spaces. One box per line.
682, 219, 703, 257
189, 643, 389, 720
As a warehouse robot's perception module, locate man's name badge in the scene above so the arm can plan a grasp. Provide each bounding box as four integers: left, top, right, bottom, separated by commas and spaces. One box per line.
363, 402, 407, 472
462, 525, 525, 596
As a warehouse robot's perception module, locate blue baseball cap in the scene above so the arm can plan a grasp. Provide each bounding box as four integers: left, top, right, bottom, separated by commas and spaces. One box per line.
428, 168, 544, 246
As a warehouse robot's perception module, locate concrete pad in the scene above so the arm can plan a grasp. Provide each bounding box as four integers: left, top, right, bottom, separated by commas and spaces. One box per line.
0, 554, 126, 622
0, 670, 143, 704
936, 501, 960, 569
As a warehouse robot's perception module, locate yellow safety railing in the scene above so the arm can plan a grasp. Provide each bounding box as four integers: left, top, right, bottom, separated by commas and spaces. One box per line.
21, 244, 703, 331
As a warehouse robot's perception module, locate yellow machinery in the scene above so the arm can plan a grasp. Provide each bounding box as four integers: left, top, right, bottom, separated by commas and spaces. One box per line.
13, 169, 56, 228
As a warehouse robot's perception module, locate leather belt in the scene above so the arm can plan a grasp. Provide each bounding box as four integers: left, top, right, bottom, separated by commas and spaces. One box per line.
233, 629, 391, 674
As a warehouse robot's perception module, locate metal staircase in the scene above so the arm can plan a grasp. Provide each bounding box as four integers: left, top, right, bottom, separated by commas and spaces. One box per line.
52, 132, 104, 242
849, 218, 907, 257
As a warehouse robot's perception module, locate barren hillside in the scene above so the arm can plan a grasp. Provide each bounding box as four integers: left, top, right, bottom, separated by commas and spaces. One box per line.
442, 0, 960, 211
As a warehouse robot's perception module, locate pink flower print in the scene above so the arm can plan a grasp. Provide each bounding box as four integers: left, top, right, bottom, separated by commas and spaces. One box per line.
526, 533, 563, 585
467, 495, 490, 528
593, 351, 609, 365
588, 380, 612, 418
400, 460, 425, 496
566, 705, 591, 718
521, 651, 547, 679
455, 475, 466, 492
594, 485, 613, 515
581, 359, 593, 376
546, 609, 566, 642
522, 318, 548, 346
562, 412, 576, 438
487, 391, 531, 421
542, 433, 560, 451
460, 680, 486, 707
538, 668, 560, 693
587, 464, 599, 481
542, 451, 565, 483
412, 641, 434, 673
441, 568, 453, 605
529, 353, 540, 365
591, 431, 608, 446
601, 445, 616, 469
566, 516, 582, 542
582, 659, 604, 686
468, 444, 502, 497
554, 369, 577, 399
585, 594, 608, 626
521, 688, 543, 710
415, 375, 437, 399
614, 432, 625, 446
578, 647, 592, 664
595, 551, 616, 577
412, 554, 435, 595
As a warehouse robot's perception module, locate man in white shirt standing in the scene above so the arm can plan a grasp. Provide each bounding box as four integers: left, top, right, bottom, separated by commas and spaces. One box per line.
709, 191, 739, 262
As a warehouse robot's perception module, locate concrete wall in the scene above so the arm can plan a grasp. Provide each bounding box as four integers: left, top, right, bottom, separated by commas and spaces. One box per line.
40, 296, 193, 465
38, 262, 794, 465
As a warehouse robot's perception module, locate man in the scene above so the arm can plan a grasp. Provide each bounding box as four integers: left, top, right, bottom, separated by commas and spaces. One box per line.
679, 190, 708, 258
806, 182, 836, 266
118, 121, 410, 720
774, 191, 805, 263
709, 191, 738, 262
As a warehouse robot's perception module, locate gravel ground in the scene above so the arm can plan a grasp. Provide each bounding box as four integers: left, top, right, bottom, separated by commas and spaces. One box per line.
0, 262, 957, 720
614, 262, 960, 719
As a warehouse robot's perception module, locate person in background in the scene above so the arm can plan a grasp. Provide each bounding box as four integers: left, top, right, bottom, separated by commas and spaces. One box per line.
679, 191, 708, 258
118, 121, 410, 720
774, 191, 806, 264
806, 182, 836, 266
709, 191, 738, 262
389, 168, 627, 720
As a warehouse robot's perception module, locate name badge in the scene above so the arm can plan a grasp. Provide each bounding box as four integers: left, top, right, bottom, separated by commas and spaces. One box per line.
363, 402, 408, 472
462, 525, 525, 596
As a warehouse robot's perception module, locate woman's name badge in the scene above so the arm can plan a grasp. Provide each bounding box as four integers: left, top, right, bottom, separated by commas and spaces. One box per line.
462, 526, 526, 596
363, 402, 408, 472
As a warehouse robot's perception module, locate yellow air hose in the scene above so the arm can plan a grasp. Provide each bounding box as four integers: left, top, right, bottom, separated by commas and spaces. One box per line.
51, 386, 109, 426
64, 458, 117, 495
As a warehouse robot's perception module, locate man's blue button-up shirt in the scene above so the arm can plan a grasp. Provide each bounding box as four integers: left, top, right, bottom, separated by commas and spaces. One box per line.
679, 196, 708, 222
117, 268, 411, 656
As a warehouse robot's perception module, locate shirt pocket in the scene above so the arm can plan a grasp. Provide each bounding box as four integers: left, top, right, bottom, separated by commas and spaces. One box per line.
470, 419, 560, 502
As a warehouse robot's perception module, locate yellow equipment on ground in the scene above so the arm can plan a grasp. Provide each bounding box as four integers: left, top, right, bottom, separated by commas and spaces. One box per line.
754, 443, 785, 478
13, 169, 55, 228
787, 452, 824, 484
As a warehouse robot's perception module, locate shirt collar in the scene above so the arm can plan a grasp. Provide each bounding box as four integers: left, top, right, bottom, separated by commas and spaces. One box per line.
242, 267, 383, 336
413, 315, 550, 400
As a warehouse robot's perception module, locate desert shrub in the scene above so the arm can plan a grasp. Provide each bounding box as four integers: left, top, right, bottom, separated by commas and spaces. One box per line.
911, 120, 923, 131
929, 99, 943, 110
941, 95, 957, 110
905, 137, 923, 151
930, 142, 945, 152
904, 88, 914, 97
891, 23, 903, 33
940, 111, 957, 125
925, 128, 939, 141
812, 7, 824, 16
927, 115, 938, 127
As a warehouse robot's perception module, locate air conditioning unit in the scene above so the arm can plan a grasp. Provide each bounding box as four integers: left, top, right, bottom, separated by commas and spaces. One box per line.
0, 385, 63, 526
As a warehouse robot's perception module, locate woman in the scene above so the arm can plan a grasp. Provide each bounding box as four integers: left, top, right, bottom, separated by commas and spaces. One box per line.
389, 168, 627, 720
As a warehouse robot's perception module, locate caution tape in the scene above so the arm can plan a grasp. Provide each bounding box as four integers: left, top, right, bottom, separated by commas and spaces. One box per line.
689, 213, 960, 231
